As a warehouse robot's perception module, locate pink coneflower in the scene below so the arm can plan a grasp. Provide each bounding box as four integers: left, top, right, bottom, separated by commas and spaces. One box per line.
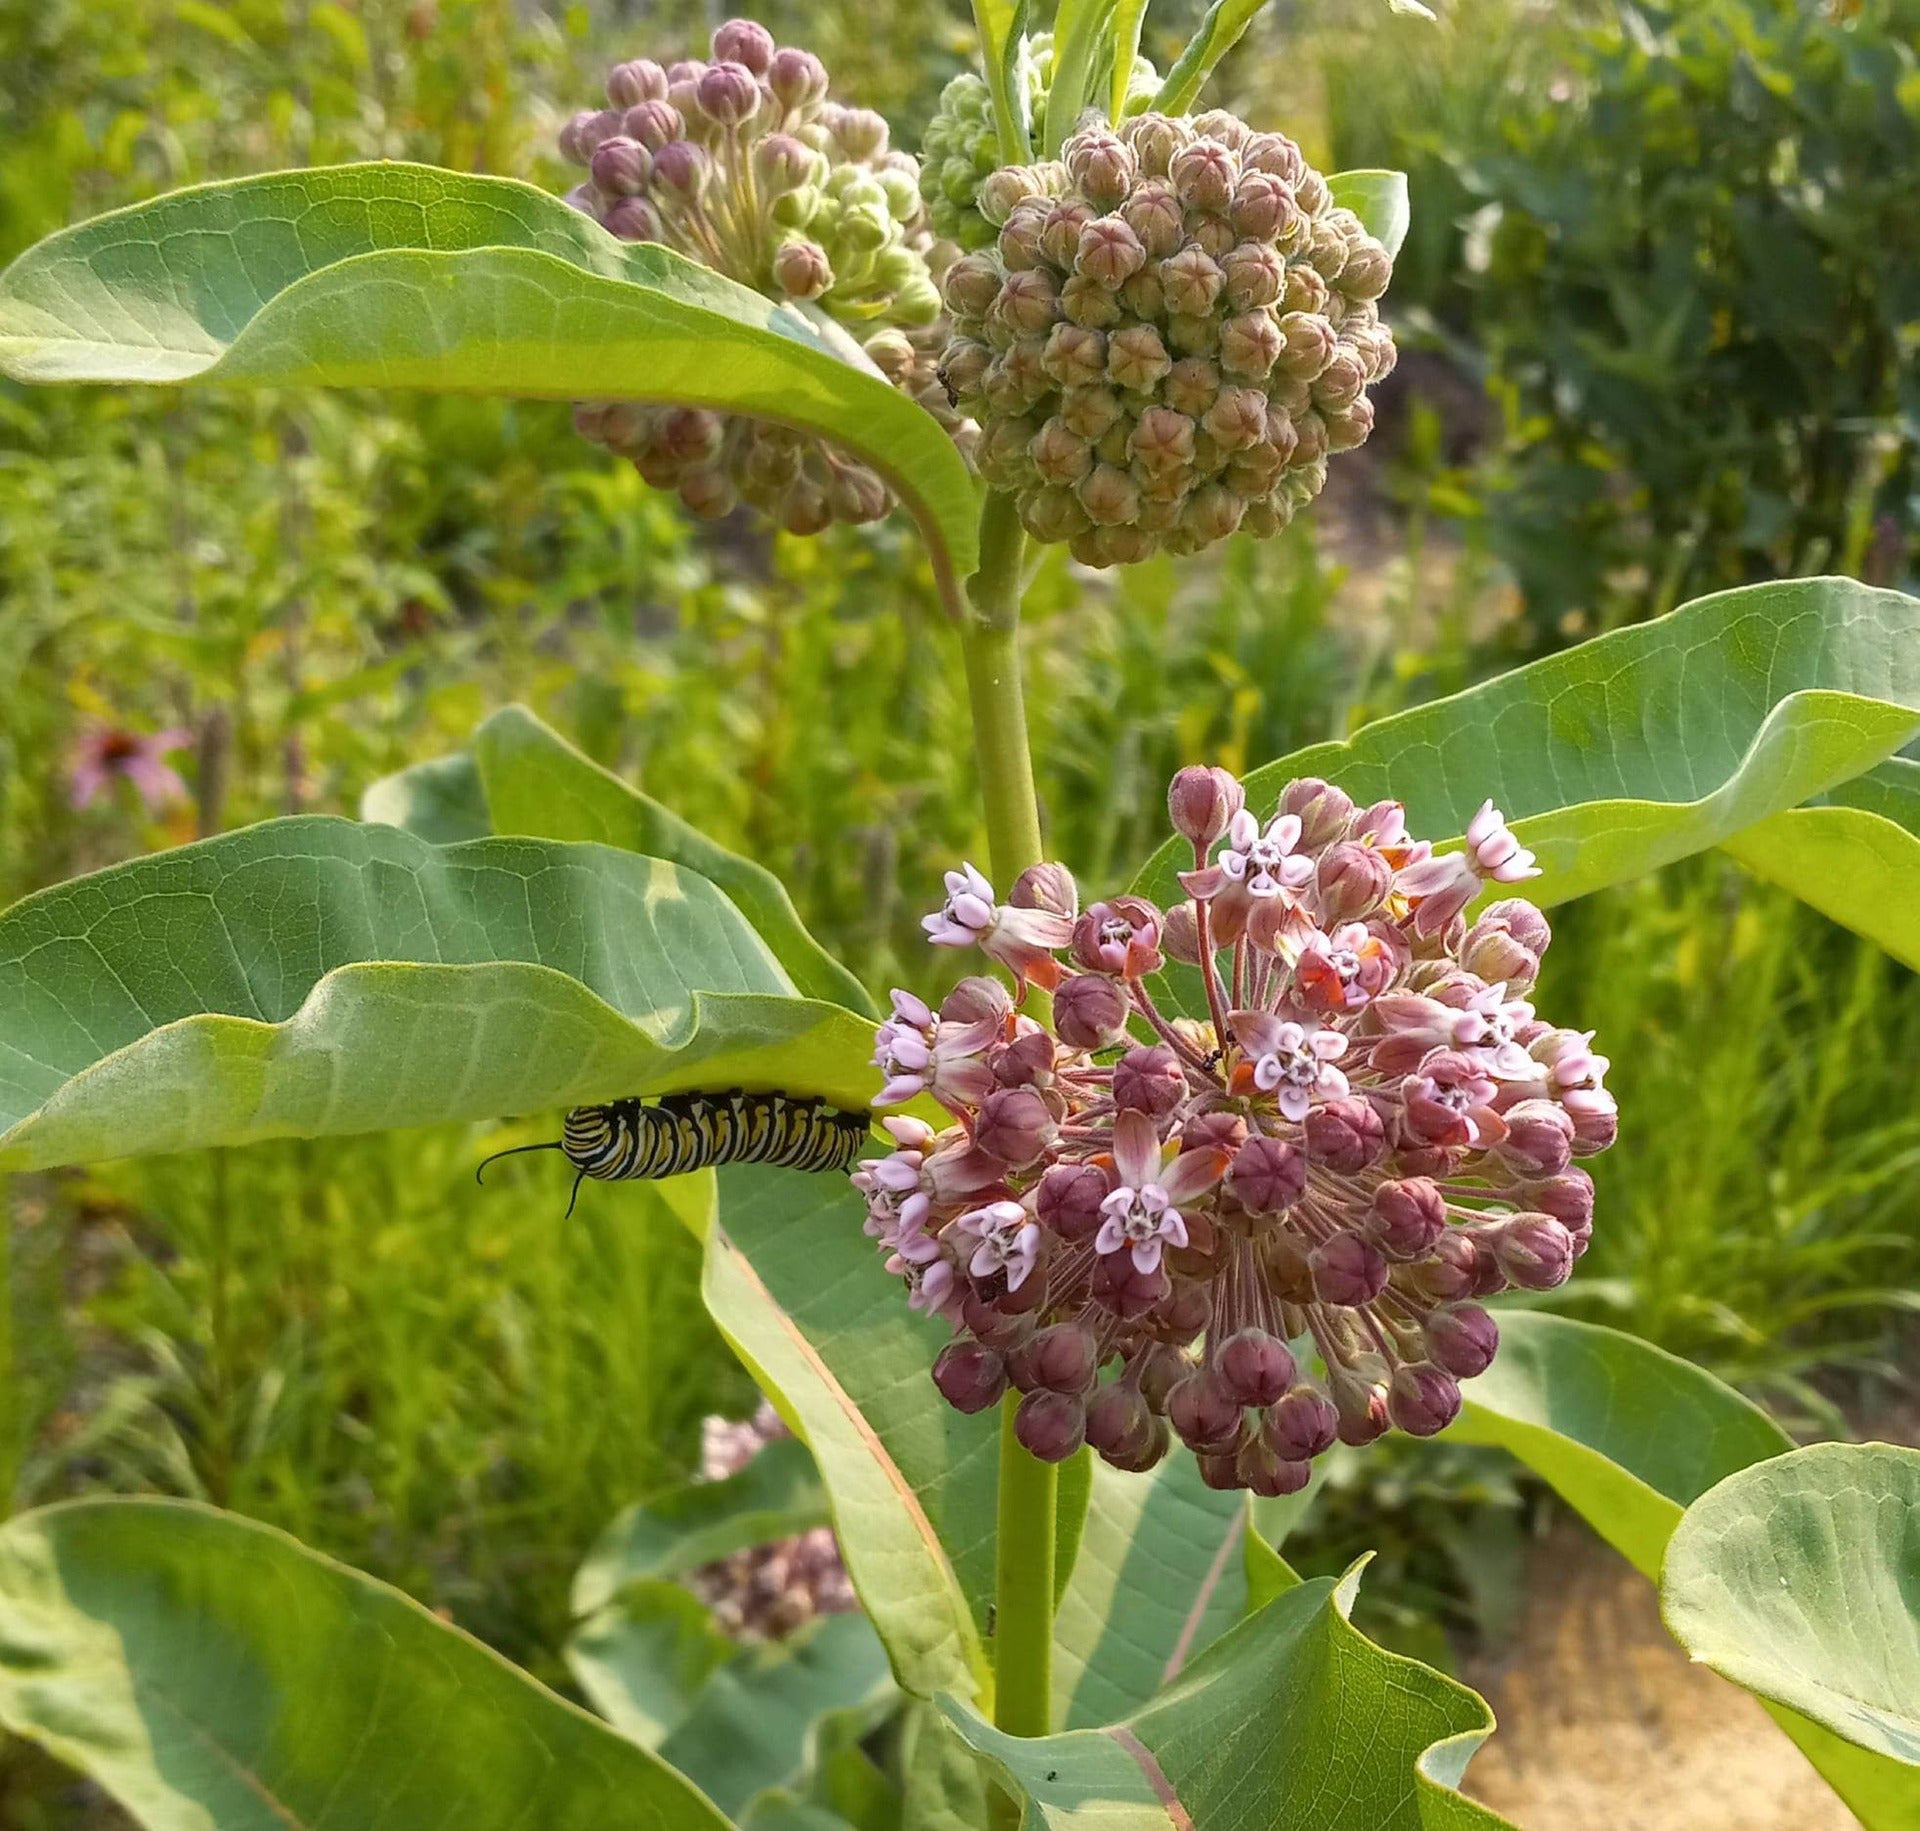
69, 726, 191, 813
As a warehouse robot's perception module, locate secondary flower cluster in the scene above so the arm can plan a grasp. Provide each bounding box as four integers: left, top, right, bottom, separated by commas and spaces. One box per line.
937, 110, 1396, 566
684, 1404, 857, 1639
559, 20, 966, 531
854, 770, 1615, 1493
918, 35, 1163, 251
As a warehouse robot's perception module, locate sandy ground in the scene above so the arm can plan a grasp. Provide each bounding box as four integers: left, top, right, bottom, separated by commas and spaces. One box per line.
1459, 1518, 1862, 1831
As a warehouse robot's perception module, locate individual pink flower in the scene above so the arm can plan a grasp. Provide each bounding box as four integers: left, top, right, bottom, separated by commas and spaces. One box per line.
1071, 897, 1164, 979
1447, 982, 1536, 1078
1094, 1110, 1226, 1274
870, 988, 997, 1108
1399, 801, 1541, 935
953, 1199, 1043, 1290
69, 725, 191, 812
1214, 809, 1314, 899
1465, 798, 1539, 883
1402, 1050, 1507, 1148
923, 864, 997, 947
1294, 922, 1399, 1012
887, 1227, 960, 1316
922, 865, 1072, 992
1231, 1013, 1349, 1120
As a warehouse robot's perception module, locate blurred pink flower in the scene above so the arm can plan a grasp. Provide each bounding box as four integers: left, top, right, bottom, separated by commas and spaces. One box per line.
69, 726, 191, 812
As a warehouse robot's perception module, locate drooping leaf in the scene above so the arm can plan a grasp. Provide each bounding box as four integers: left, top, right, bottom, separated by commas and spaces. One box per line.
658, 1612, 896, 1818
1045, 0, 1122, 154
1052, 1449, 1247, 1729
1133, 580, 1920, 959
573, 1435, 832, 1615
1450, 1313, 1791, 1581
899, 1701, 994, 1831
696, 1167, 994, 1703
474, 706, 876, 1014
1662, 1445, 1920, 1790
359, 750, 490, 844
0, 1499, 731, 1829
942, 1568, 1514, 1828
1723, 756, 1920, 969
0, 817, 877, 1170
1450, 1314, 1903, 1827
567, 1578, 736, 1749
0, 163, 978, 584
1329, 169, 1412, 259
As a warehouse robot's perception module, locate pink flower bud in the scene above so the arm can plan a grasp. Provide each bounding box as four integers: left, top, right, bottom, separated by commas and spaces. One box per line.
1424, 1304, 1499, 1379
652, 139, 710, 197
975, 1087, 1054, 1167
1035, 1160, 1111, 1242
1076, 217, 1148, 290
1219, 310, 1283, 380
695, 60, 761, 125
1065, 127, 1136, 207
1085, 1382, 1159, 1466
1330, 1366, 1390, 1446
1160, 902, 1202, 964
602, 196, 664, 243
606, 59, 669, 109
1304, 1096, 1386, 1173
1011, 861, 1079, 920
943, 252, 1004, 320
1122, 112, 1192, 177
941, 976, 1013, 1028
933, 1342, 1006, 1413
1216, 1328, 1297, 1406
1528, 1169, 1595, 1235
1228, 1134, 1306, 1214
1263, 1385, 1339, 1461
1009, 1321, 1100, 1396
767, 46, 829, 110
1183, 1111, 1248, 1156
711, 18, 775, 74
1160, 245, 1225, 317
1492, 1213, 1575, 1290
1315, 841, 1393, 923
1229, 173, 1299, 244
1148, 1276, 1214, 1345
993, 1028, 1057, 1089
1054, 972, 1130, 1050
1388, 1362, 1462, 1438
590, 135, 652, 197
1120, 179, 1185, 256
1071, 897, 1164, 979
1168, 766, 1245, 851
1168, 1370, 1243, 1451
1113, 1045, 1186, 1117
1170, 140, 1238, 212
1405, 1225, 1481, 1301
1238, 1435, 1313, 1498
1015, 1389, 1087, 1462
1311, 1232, 1390, 1308
1092, 1251, 1170, 1317
1368, 1178, 1447, 1260
1496, 1098, 1575, 1177
772, 239, 832, 299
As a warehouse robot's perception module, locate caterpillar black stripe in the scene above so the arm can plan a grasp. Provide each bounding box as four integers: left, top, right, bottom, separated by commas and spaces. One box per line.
477, 1091, 870, 1215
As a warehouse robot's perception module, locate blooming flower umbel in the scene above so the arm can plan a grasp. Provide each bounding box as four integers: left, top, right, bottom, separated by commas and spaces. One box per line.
855, 770, 1614, 1493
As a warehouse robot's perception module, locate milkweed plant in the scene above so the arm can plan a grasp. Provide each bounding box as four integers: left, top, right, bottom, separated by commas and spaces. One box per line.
0, 5, 1917, 1828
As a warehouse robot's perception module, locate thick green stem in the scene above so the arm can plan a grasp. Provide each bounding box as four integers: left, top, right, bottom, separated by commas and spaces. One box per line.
958, 490, 1057, 1739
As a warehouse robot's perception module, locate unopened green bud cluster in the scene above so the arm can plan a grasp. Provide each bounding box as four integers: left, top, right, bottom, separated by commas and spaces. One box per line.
939, 111, 1397, 567
560, 19, 970, 533
918, 34, 1161, 251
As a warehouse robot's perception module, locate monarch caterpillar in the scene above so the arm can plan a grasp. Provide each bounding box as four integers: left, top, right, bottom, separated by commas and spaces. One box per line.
477, 1090, 871, 1214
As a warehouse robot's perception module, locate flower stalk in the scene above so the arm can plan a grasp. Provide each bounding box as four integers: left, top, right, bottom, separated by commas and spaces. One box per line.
962, 485, 1056, 1740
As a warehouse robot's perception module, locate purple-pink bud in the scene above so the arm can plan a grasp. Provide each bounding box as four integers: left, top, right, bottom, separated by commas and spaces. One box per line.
1035, 1160, 1111, 1241
1112, 1045, 1186, 1116
1408, 1225, 1481, 1301
1168, 1370, 1243, 1451
1263, 1385, 1339, 1461
1169, 140, 1238, 212
1281, 777, 1356, 849
767, 47, 829, 110
1238, 1436, 1313, 1498
1388, 1361, 1463, 1438
1492, 1213, 1575, 1290
1091, 1252, 1170, 1319
695, 60, 760, 125
1010, 861, 1079, 919
1304, 1096, 1386, 1173
1309, 1231, 1390, 1307
1054, 974, 1131, 1051
1315, 841, 1393, 923
1215, 1329, 1297, 1407
606, 59, 670, 109
1331, 1367, 1390, 1446
1015, 1389, 1087, 1462
1228, 1135, 1306, 1214
590, 135, 652, 197
772, 239, 832, 299
1368, 1178, 1447, 1260
1076, 217, 1148, 290
652, 139, 710, 197
975, 1087, 1054, 1168
992, 1029, 1057, 1090
1423, 1304, 1499, 1379
1009, 1322, 1100, 1396
711, 18, 776, 74
1168, 765, 1245, 851
1496, 1099, 1575, 1177
622, 99, 684, 151
941, 976, 1013, 1027
602, 196, 664, 243
1528, 1169, 1595, 1234
1085, 1382, 1158, 1466
933, 1342, 1006, 1414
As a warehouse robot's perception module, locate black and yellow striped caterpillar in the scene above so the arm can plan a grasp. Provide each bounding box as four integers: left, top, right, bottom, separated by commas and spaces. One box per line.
478, 1090, 870, 1214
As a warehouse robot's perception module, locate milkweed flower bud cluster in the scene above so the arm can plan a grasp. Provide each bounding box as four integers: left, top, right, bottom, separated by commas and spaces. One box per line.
560, 19, 968, 532
683, 1403, 857, 1638
937, 110, 1396, 566
918, 35, 1162, 250
855, 771, 1616, 1493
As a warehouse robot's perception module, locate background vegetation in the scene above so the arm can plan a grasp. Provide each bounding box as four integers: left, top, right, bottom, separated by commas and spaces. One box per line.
2, 0, 1915, 1810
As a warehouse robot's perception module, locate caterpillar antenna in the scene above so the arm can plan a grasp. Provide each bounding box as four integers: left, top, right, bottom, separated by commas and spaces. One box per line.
565, 1170, 587, 1220
475, 1140, 565, 1186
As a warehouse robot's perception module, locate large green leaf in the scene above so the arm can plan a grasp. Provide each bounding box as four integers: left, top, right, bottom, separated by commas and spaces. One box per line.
1134, 580, 1920, 961
573, 1434, 832, 1615
1450, 1313, 1790, 1581
1451, 1315, 1905, 1827
0, 816, 877, 1170
1329, 170, 1412, 260
0, 1498, 730, 1829
474, 705, 876, 1015
942, 1569, 1513, 1828
1052, 1450, 1247, 1730
1662, 1444, 1920, 1778
359, 750, 491, 844
568, 1578, 736, 1750
0, 163, 978, 584
695, 1167, 995, 1704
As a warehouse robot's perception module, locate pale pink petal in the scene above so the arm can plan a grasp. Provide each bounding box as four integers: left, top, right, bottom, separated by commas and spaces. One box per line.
1111, 1108, 1161, 1190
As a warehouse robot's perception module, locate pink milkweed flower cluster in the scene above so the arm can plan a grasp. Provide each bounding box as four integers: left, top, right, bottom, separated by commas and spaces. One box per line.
853, 767, 1614, 1494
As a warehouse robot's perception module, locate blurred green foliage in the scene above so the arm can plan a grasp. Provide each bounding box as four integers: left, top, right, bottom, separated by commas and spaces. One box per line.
2, 3, 1918, 1802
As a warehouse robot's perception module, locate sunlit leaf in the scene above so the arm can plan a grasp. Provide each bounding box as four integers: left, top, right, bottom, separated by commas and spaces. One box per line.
359, 750, 490, 844
1330, 169, 1412, 259
0, 1499, 730, 1829
0, 163, 978, 584
0, 817, 876, 1170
